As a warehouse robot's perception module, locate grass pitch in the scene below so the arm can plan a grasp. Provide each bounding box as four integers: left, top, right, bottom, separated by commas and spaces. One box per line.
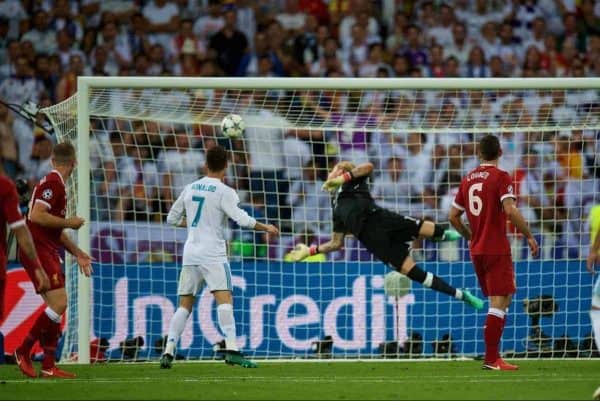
1, 359, 599, 400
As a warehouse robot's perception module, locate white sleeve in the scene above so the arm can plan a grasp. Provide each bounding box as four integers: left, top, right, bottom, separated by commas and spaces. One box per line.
221, 189, 256, 229
166, 187, 186, 226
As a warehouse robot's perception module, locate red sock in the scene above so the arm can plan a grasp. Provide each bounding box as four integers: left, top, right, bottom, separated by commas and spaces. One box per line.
0, 278, 5, 324
484, 310, 506, 363
40, 320, 61, 370
17, 310, 54, 355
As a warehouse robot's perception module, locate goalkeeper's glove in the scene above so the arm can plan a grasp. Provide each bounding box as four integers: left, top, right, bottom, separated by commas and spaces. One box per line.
321, 171, 353, 192
287, 244, 319, 261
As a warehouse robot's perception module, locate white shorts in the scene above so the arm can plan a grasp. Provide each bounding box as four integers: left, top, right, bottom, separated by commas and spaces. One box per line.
177, 262, 233, 296
593, 274, 600, 309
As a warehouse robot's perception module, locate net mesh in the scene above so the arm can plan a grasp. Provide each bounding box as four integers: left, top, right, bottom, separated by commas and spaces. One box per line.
41, 83, 600, 361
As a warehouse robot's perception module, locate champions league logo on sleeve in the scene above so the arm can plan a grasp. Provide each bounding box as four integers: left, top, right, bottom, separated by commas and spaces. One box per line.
42, 189, 53, 200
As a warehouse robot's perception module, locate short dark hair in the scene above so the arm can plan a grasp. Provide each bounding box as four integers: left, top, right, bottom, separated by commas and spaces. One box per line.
206, 145, 228, 172
478, 134, 501, 161
53, 141, 76, 165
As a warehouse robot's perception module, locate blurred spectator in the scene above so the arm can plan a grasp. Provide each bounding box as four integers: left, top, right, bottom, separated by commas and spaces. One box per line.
0, 103, 18, 178
142, 0, 180, 50
193, 0, 224, 41
56, 54, 88, 102
0, 55, 42, 105
237, 31, 284, 77
209, 8, 248, 76
372, 156, 412, 213
287, 159, 330, 235
158, 127, 205, 210
25, 133, 53, 186
50, 0, 83, 43
21, 10, 57, 54
0, 1, 26, 40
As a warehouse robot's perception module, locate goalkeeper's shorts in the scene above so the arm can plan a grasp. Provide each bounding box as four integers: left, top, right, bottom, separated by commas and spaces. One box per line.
357, 208, 420, 267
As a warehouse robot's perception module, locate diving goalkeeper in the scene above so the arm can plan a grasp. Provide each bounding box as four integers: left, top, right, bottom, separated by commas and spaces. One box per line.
288, 161, 483, 310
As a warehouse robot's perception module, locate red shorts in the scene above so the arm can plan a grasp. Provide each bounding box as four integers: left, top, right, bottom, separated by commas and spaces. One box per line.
19, 248, 65, 293
471, 254, 516, 297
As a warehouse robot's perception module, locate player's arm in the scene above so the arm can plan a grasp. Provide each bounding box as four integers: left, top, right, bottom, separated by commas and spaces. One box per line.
448, 206, 472, 241
166, 187, 186, 227
502, 197, 539, 257
586, 224, 600, 274
30, 201, 84, 230
221, 190, 279, 235
287, 231, 345, 261
60, 231, 93, 277
322, 162, 374, 192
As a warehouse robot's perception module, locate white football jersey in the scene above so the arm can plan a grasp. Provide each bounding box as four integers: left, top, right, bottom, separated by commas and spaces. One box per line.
167, 176, 256, 265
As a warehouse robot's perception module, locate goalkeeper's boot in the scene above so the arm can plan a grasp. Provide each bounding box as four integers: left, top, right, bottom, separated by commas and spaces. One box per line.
160, 353, 174, 369
482, 358, 519, 371
224, 350, 258, 368
14, 349, 37, 378
462, 290, 484, 310
40, 366, 77, 379
432, 229, 462, 242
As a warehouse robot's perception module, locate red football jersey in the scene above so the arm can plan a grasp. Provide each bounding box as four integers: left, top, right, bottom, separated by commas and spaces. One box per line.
453, 164, 516, 255
27, 170, 67, 253
0, 175, 25, 274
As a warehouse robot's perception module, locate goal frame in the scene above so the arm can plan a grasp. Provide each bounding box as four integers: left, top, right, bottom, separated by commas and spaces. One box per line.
74, 76, 600, 364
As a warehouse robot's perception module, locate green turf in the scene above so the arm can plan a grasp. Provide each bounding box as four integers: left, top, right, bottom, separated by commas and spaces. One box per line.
1, 360, 599, 400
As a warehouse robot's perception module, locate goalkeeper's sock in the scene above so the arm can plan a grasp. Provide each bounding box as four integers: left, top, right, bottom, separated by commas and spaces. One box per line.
217, 303, 239, 351
405, 265, 458, 297
165, 307, 189, 356
591, 309, 600, 351
484, 308, 506, 363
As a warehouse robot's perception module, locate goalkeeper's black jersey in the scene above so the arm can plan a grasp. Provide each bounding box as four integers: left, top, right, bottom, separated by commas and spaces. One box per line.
331, 175, 379, 237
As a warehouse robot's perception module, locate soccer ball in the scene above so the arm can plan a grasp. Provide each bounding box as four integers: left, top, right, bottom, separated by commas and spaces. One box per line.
220, 113, 245, 138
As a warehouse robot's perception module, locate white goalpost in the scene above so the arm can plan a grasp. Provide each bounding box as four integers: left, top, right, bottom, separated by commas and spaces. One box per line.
41, 77, 600, 364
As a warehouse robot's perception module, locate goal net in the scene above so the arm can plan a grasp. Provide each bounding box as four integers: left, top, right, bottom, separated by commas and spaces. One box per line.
41, 78, 600, 363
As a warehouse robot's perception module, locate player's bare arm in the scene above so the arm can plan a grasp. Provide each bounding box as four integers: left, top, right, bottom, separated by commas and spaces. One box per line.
449, 206, 472, 241
288, 231, 345, 261
254, 222, 279, 236
502, 197, 539, 257
60, 231, 93, 277
30, 201, 85, 230
12, 225, 50, 292
586, 225, 600, 274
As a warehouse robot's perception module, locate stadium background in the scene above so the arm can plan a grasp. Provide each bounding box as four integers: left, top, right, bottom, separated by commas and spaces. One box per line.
1, 0, 600, 361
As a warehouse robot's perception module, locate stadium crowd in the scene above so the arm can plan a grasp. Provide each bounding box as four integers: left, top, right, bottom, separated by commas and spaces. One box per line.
1, 0, 600, 260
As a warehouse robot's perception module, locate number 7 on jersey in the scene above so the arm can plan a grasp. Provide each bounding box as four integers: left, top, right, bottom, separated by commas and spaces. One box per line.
191, 195, 205, 227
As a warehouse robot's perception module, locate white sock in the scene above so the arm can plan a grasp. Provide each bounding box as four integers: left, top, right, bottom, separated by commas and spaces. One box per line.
454, 289, 463, 300
165, 307, 190, 356
45, 306, 61, 324
591, 309, 600, 352
217, 303, 238, 351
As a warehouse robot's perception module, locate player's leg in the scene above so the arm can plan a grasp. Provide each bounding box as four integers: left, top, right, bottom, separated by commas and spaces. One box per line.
37, 287, 76, 378
590, 276, 600, 352
0, 275, 5, 325
475, 255, 518, 371
393, 256, 483, 310
208, 262, 256, 368
15, 251, 70, 378
161, 266, 201, 368
418, 220, 462, 242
